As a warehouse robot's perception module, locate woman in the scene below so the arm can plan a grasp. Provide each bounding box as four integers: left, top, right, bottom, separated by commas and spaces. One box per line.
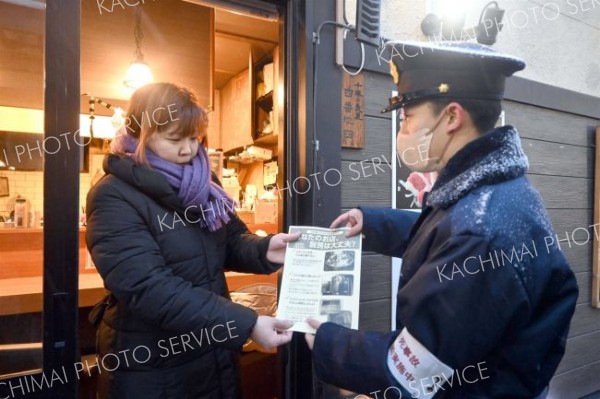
86, 82, 296, 398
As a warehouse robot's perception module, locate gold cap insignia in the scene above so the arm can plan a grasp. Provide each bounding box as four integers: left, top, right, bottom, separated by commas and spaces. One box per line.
438, 83, 450, 93
390, 62, 399, 84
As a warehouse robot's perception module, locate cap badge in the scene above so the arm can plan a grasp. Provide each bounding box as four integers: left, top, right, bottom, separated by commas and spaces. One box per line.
390, 62, 399, 84
438, 83, 450, 94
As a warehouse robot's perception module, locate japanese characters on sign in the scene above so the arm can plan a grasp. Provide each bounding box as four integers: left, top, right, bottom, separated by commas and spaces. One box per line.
341, 73, 365, 148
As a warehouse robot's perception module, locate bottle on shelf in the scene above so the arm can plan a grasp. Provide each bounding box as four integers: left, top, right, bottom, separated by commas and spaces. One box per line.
14, 196, 29, 228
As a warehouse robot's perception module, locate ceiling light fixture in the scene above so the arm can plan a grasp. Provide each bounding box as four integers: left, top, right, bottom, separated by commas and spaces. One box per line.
123, 6, 153, 89
421, 1, 505, 45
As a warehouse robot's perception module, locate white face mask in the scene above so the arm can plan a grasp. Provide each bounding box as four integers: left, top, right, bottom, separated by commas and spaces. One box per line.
396, 111, 453, 172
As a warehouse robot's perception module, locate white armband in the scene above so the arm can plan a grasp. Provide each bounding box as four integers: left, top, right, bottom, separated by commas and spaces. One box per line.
387, 328, 453, 399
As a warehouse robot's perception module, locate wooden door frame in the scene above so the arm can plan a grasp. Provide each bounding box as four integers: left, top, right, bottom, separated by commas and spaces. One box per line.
42, 0, 82, 397
0, 2, 81, 398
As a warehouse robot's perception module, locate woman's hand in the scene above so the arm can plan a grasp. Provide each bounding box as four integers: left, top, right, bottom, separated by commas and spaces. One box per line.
304, 318, 322, 350
266, 232, 302, 264
330, 208, 364, 237
250, 316, 294, 351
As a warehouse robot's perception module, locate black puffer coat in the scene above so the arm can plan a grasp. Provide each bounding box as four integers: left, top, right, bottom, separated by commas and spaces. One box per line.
86, 154, 279, 399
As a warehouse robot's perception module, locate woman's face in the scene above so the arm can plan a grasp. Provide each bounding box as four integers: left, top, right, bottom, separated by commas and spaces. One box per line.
145, 122, 200, 165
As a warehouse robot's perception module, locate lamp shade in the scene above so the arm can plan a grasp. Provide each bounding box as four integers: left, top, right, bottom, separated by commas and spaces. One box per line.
123, 61, 153, 89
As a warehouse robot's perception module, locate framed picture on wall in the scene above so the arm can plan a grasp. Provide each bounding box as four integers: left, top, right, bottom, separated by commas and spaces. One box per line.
0, 131, 89, 172
0, 177, 8, 197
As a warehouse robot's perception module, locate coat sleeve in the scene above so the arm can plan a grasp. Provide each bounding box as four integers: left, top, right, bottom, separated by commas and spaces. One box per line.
313, 323, 403, 398
86, 183, 258, 350
359, 207, 420, 257
223, 215, 281, 274
212, 171, 280, 275
313, 233, 532, 398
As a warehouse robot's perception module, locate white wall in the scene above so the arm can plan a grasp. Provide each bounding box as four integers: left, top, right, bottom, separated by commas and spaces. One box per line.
0, 154, 104, 225
345, 0, 600, 98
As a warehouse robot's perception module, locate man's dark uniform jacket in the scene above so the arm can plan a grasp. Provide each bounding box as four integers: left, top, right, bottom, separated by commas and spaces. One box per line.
312, 126, 579, 398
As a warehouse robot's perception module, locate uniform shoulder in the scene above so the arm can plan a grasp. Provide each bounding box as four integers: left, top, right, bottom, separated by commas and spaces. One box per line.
449, 176, 552, 240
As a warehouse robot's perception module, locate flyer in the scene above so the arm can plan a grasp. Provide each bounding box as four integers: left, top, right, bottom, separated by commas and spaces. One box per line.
276, 226, 362, 333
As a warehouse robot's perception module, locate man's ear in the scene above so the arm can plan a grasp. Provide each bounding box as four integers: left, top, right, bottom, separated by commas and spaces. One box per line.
445, 102, 466, 133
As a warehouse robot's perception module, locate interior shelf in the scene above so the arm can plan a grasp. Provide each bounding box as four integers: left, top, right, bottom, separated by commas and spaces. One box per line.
256, 90, 273, 113
254, 133, 278, 146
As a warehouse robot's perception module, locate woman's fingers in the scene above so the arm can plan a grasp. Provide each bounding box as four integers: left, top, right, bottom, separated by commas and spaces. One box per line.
282, 232, 302, 242
305, 333, 315, 350
305, 318, 322, 330
272, 318, 293, 331
277, 330, 293, 345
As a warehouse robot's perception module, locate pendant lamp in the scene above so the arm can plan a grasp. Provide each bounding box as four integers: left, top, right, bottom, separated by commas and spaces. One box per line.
123, 6, 153, 89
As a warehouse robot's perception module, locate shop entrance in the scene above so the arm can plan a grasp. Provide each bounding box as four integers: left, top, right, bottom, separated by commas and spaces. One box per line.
0, 0, 305, 398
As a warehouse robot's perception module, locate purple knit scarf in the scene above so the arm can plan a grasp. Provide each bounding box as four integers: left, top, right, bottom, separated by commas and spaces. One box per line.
110, 126, 235, 231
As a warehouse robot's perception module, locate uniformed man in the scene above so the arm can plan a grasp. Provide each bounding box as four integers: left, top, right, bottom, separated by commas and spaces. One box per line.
304, 41, 579, 399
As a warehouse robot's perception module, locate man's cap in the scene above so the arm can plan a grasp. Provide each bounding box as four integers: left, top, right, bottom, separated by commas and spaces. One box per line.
382, 41, 526, 113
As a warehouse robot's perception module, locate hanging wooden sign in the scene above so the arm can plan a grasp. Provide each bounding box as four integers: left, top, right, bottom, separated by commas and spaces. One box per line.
341, 73, 365, 148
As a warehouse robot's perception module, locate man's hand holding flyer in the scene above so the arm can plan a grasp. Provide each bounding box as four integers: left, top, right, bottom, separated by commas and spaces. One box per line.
277, 226, 362, 333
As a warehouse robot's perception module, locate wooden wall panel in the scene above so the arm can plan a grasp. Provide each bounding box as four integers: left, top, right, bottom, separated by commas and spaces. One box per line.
0, 3, 44, 109
550, 360, 600, 399
547, 209, 592, 274
576, 272, 591, 305
0, 229, 92, 279
358, 298, 391, 332
359, 254, 392, 302
0, 1, 213, 110
341, 116, 392, 161
528, 174, 592, 209
81, 0, 212, 107
506, 102, 600, 397
219, 68, 252, 152
569, 302, 600, 338
557, 330, 600, 374
504, 101, 596, 147
340, 160, 392, 208
523, 138, 594, 178
362, 73, 394, 118
206, 90, 221, 148
349, 72, 395, 335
